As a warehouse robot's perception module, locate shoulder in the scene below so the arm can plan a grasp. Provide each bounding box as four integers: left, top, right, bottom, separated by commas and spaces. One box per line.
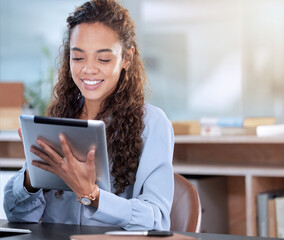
142, 104, 173, 137
143, 104, 171, 126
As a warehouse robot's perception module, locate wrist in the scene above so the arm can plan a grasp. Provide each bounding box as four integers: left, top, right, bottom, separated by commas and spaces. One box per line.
24, 170, 39, 193
77, 184, 100, 206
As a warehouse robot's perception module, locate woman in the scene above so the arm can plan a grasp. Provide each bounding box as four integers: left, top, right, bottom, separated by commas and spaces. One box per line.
4, 0, 174, 230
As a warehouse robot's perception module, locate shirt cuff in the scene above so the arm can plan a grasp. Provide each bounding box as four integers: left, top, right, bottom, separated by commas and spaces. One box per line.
91, 189, 132, 227
12, 172, 42, 203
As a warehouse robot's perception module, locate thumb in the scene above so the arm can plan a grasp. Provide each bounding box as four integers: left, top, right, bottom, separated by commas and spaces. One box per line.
87, 149, 96, 164
18, 128, 23, 142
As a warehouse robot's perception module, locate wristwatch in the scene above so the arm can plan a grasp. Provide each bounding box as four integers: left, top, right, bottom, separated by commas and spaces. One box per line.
78, 185, 99, 206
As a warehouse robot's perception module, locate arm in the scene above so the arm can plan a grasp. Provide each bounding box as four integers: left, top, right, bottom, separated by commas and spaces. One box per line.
4, 129, 46, 222
89, 106, 175, 230
3, 162, 46, 222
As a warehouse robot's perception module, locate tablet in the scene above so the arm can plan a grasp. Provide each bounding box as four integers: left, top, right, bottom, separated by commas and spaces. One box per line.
20, 115, 110, 192
0, 227, 31, 237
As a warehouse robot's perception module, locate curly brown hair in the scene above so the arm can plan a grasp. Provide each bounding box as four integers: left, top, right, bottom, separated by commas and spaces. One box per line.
47, 0, 146, 194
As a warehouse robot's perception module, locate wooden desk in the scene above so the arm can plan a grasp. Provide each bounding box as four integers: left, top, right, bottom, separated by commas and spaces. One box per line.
0, 220, 279, 240
173, 135, 284, 237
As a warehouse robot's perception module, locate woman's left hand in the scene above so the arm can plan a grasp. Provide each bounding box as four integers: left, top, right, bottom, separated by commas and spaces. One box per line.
30, 133, 97, 199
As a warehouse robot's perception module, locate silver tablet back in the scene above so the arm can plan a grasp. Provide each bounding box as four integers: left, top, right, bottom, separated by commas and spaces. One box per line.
20, 115, 110, 192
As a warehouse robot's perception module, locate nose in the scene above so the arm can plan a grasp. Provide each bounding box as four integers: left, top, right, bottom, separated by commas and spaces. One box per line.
82, 60, 99, 74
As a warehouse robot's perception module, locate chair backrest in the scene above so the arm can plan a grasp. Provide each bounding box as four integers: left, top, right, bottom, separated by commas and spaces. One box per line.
170, 173, 202, 232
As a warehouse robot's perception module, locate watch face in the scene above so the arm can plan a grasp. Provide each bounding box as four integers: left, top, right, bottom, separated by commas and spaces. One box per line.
80, 197, 91, 205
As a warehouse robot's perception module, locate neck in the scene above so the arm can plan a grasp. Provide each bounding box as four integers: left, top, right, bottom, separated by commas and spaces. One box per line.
81, 100, 100, 120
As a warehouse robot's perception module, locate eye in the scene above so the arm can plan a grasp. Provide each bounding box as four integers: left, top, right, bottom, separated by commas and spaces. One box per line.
72, 57, 84, 61
98, 59, 111, 63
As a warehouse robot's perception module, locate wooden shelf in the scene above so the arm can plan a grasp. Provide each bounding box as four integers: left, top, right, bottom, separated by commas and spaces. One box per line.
0, 132, 24, 161
175, 134, 284, 144
3, 132, 284, 144
173, 135, 284, 237
173, 163, 284, 177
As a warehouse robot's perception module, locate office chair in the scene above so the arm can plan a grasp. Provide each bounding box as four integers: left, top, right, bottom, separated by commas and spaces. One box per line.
170, 173, 202, 232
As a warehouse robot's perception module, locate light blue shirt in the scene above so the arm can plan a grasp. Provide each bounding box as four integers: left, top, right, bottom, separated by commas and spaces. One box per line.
4, 104, 174, 230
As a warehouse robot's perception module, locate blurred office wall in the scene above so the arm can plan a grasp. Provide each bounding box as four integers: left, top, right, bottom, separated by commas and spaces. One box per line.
1, 0, 284, 122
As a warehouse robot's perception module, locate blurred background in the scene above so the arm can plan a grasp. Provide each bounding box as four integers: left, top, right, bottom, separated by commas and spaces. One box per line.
1, 1, 284, 234
1, 0, 284, 122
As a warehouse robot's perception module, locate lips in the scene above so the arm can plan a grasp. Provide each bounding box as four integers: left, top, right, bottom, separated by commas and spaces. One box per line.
81, 78, 104, 90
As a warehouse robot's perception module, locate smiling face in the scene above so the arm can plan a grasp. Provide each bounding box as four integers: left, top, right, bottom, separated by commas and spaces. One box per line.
70, 22, 127, 108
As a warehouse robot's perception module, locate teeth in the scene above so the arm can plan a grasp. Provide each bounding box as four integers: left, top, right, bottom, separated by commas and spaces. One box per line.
82, 79, 103, 85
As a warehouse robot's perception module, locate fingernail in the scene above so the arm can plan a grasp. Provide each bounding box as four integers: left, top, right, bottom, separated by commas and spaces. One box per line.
91, 149, 95, 157
59, 134, 64, 141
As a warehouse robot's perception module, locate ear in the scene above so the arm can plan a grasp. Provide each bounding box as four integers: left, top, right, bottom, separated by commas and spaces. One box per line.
123, 46, 135, 70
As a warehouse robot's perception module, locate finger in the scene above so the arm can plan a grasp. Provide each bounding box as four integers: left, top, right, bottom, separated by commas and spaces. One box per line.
36, 139, 62, 165
59, 133, 74, 161
87, 149, 96, 165
31, 145, 58, 167
32, 160, 55, 174
18, 128, 23, 142
30, 145, 47, 158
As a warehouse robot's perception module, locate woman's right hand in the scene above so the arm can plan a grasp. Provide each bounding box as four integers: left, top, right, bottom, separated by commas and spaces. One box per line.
18, 128, 39, 193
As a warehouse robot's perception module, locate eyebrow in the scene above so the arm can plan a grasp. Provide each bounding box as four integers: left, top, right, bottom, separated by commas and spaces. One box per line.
97, 48, 113, 53
70, 47, 113, 53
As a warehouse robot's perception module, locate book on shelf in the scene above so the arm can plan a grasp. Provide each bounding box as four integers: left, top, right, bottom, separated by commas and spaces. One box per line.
200, 116, 275, 128
171, 121, 201, 135
171, 117, 275, 136
200, 116, 275, 136
243, 117, 275, 128
276, 196, 284, 238
268, 198, 277, 238
201, 125, 256, 136
200, 117, 243, 127
257, 190, 284, 237
257, 124, 284, 137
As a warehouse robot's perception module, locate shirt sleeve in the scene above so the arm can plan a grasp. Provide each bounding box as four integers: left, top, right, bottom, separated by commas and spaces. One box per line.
90, 106, 175, 230
3, 162, 46, 222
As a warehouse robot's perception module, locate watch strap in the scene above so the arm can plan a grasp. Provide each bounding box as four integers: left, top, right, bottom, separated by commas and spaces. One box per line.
77, 184, 100, 204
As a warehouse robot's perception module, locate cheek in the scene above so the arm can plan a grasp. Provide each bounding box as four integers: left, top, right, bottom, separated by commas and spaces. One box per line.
108, 61, 124, 79
70, 62, 80, 78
